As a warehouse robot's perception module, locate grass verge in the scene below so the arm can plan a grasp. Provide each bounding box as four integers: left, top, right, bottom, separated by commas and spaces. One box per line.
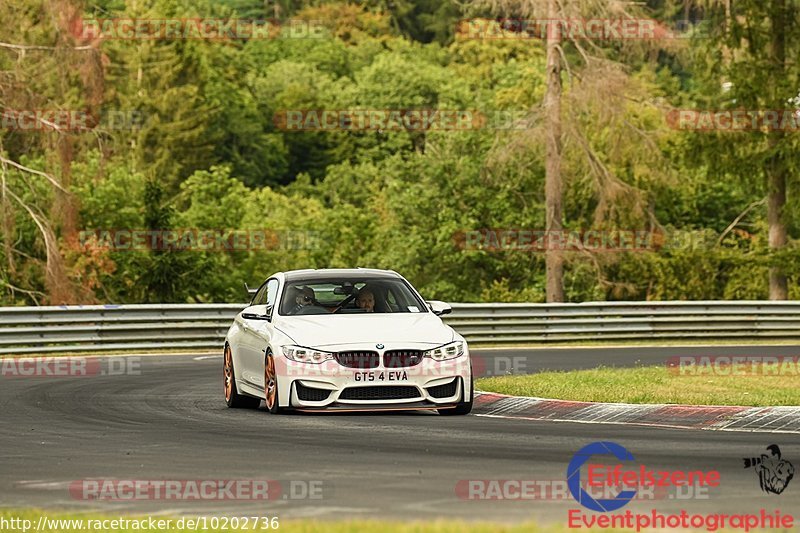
476, 365, 800, 406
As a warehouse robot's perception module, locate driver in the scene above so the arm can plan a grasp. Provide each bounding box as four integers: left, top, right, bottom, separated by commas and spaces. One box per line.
356, 288, 375, 313
291, 286, 316, 314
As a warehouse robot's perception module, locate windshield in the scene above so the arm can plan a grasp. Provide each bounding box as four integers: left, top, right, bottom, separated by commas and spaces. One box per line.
279, 277, 427, 316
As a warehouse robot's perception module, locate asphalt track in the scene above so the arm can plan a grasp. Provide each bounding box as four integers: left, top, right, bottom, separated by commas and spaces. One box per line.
475, 345, 800, 376
1, 350, 798, 524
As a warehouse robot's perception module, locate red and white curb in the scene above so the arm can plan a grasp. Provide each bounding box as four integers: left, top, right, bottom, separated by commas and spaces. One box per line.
473, 392, 800, 434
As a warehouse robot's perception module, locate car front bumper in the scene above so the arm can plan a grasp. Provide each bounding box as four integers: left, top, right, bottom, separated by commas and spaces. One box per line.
276, 349, 472, 410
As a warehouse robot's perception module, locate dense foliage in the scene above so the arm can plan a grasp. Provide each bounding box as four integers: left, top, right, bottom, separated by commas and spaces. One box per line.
1, 0, 798, 304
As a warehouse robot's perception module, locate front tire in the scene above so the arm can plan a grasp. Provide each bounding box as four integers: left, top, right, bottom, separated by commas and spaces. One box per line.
264, 352, 285, 414
224, 345, 261, 409
438, 375, 473, 416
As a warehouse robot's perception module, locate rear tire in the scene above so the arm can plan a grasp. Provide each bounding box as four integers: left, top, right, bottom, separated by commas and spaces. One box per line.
438, 375, 473, 416
264, 352, 286, 414
224, 345, 261, 409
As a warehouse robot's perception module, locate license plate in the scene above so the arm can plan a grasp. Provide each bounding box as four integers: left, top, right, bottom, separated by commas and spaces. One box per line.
353, 370, 408, 382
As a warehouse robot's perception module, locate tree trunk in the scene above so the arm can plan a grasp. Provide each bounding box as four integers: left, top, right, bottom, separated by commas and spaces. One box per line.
767, 0, 788, 300
544, 0, 564, 302
767, 135, 788, 299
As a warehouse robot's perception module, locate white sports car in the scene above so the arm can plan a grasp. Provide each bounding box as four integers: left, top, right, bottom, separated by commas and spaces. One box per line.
223, 268, 473, 415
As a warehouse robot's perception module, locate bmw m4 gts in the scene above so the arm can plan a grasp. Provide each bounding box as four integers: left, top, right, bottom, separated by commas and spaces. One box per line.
223, 268, 473, 415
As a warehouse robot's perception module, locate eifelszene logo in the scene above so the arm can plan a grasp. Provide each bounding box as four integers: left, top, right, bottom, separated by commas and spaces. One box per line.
567, 441, 637, 512
566, 441, 794, 531
743, 445, 795, 495
567, 441, 720, 512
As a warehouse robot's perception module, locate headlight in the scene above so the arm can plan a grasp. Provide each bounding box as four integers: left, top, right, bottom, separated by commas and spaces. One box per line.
282, 345, 335, 364
423, 341, 465, 361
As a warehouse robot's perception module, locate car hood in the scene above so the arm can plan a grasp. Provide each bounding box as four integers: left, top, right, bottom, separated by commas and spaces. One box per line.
274, 313, 454, 348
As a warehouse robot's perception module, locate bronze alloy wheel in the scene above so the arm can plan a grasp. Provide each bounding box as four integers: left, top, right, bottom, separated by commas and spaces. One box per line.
224, 345, 261, 409
264, 353, 285, 414
224, 346, 234, 402
265, 354, 277, 410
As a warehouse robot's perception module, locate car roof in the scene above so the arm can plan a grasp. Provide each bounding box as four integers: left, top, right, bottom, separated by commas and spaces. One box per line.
282, 268, 401, 282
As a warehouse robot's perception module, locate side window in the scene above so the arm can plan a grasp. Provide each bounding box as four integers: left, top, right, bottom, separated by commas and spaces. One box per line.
252, 283, 269, 306
265, 279, 279, 309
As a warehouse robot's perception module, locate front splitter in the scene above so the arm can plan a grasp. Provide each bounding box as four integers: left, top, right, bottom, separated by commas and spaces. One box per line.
294, 401, 457, 413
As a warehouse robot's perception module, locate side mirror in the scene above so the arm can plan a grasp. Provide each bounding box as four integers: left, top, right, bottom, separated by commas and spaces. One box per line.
242, 312, 270, 321
427, 300, 452, 316
242, 305, 271, 321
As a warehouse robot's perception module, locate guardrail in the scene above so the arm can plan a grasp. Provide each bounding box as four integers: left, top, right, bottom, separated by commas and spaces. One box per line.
1, 301, 799, 355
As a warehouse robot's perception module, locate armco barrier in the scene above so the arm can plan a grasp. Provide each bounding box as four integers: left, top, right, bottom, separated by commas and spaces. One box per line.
1, 301, 799, 355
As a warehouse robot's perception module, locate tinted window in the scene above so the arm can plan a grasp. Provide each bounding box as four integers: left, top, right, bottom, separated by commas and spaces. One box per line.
280, 277, 425, 316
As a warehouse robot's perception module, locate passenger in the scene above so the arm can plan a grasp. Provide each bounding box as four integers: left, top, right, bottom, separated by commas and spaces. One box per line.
356, 288, 375, 313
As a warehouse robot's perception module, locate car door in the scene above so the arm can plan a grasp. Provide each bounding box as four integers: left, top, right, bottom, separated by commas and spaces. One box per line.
237, 278, 279, 389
